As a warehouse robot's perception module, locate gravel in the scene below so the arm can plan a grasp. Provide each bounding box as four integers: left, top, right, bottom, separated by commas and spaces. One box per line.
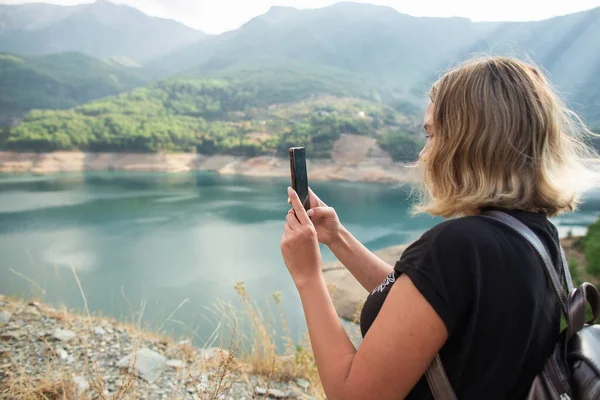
0, 298, 318, 399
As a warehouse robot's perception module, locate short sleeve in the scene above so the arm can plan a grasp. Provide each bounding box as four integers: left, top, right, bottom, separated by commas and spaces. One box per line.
394, 220, 477, 335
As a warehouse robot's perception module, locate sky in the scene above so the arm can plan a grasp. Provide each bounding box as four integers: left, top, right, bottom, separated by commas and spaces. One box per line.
3, 0, 600, 34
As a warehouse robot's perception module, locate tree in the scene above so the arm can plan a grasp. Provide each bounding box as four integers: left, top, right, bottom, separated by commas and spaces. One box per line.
377, 130, 423, 162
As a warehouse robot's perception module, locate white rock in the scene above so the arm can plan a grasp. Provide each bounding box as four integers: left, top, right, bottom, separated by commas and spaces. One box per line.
296, 378, 310, 391
255, 387, 289, 398
201, 373, 209, 389
1, 331, 23, 340
0, 311, 11, 324
53, 328, 76, 342
55, 345, 68, 360
166, 359, 185, 369
27, 306, 40, 316
73, 375, 89, 395
94, 327, 106, 336
289, 387, 305, 399
117, 347, 167, 382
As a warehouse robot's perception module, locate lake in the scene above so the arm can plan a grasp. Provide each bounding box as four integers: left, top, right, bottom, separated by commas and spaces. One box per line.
1, 172, 599, 347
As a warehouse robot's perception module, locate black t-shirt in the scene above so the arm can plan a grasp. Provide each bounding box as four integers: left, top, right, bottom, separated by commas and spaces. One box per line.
360, 209, 561, 399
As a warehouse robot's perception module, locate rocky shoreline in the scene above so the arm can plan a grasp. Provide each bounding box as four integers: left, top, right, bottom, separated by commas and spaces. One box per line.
0, 295, 318, 400
323, 244, 409, 321
0, 134, 420, 184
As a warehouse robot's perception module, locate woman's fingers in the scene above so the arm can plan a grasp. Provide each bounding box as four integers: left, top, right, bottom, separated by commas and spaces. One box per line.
285, 212, 301, 230
288, 187, 311, 225
307, 206, 334, 219
283, 223, 293, 235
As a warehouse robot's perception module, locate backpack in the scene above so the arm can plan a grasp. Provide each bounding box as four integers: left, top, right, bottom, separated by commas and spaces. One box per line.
425, 210, 600, 400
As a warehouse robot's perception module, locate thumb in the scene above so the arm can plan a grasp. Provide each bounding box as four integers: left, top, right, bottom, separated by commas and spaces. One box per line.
307, 206, 335, 219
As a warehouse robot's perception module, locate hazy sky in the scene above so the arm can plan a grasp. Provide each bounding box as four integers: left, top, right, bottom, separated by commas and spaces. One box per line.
3, 0, 600, 34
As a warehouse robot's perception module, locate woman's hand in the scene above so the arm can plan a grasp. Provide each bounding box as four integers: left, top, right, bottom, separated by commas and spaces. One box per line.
288, 188, 342, 246
281, 187, 322, 287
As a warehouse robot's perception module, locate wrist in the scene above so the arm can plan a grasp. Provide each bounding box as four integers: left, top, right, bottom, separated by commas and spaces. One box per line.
294, 271, 325, 292
327, 224, 349, 251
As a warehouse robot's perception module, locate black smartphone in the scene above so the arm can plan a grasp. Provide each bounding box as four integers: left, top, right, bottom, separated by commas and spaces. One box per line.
289, 147, 310, 210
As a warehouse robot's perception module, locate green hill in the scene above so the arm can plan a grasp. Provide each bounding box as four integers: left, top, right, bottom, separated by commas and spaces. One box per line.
0, 52, 153, 126
179, 58, 382, 104
3, 75, 422, 160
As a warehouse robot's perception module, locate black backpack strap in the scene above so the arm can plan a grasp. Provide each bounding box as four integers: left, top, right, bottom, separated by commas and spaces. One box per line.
482, 211, 600, 339
481, 210, 569, 317
559, 247, 575, 293
426, 210, 578, 400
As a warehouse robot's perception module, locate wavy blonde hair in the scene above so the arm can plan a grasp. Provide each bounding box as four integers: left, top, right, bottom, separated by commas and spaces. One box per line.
414, 56, 599, 218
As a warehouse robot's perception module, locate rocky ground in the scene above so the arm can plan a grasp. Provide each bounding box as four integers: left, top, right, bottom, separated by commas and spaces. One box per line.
0, 295, 317, 400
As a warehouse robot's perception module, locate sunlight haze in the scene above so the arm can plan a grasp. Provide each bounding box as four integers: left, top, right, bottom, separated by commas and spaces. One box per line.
3, 0, 600, 34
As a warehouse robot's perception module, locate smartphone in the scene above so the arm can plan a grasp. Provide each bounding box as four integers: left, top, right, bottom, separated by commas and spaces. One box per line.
289, 147, 310, 210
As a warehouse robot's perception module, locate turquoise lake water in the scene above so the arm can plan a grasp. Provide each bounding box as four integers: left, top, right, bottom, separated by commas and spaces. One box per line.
0, 172, 598, 346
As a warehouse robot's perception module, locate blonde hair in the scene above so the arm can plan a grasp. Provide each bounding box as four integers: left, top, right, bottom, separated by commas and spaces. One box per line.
414, 56, 599, 218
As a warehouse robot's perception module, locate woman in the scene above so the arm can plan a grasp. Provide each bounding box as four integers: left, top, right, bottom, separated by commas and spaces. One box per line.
280, 56, 598, 399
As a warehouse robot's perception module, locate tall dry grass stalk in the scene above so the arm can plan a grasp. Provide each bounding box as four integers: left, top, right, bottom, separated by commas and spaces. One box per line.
228, 281, 326, 398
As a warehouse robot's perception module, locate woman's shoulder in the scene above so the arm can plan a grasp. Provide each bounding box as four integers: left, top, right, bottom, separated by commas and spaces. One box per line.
419, 215, 500, 246
398, 216, 497, 270
420, 210, 553, 246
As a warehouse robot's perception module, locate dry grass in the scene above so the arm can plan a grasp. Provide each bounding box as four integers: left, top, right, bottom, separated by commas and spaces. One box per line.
202, 320, 242, 400
2, 372, 78, 400
1, 268, 365, 400
180, 339, 197, 363
230, 281, 326, 398
0, 332, 81, 400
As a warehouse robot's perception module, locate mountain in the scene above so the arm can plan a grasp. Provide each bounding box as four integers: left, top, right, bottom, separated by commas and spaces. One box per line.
150, 3, 600, 123
461, 7, 600, 122
3, 2, 600, 156
0, 0, 205, 63
150, 3, 501, 97
0, 51, 153, 125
